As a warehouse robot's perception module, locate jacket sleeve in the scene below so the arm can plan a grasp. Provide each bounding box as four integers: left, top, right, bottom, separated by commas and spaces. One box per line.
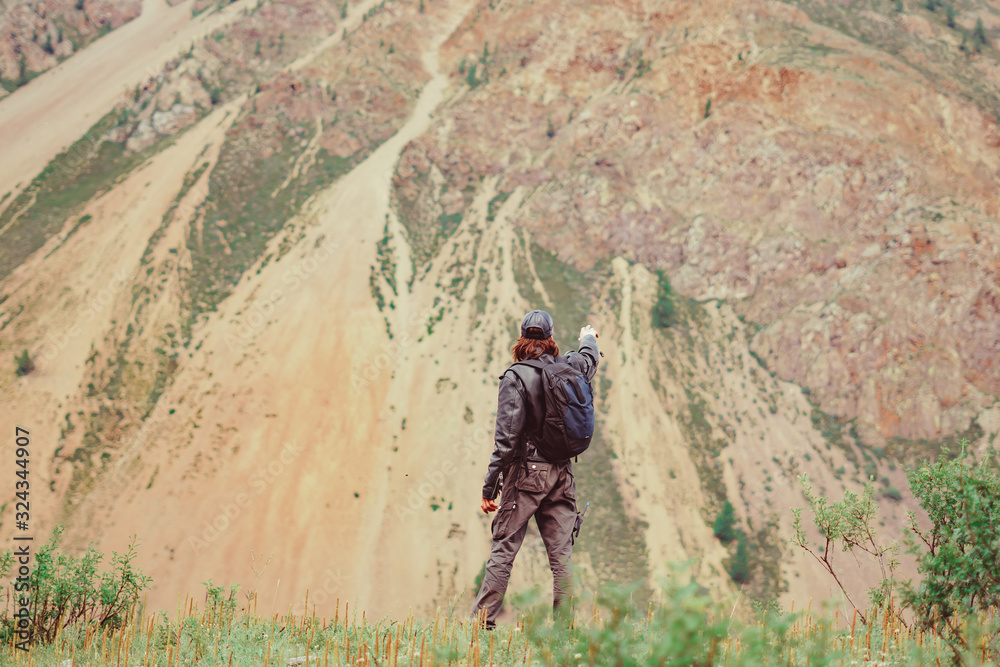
482, 372, 527, 500
564, 333, 600, 380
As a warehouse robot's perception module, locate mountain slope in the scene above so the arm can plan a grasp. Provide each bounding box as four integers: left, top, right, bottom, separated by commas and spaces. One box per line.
2, 0, 1000, 619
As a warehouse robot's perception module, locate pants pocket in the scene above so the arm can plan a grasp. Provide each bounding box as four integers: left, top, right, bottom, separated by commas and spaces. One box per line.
492, 506, 514, 540
515, 462, 550, 493
564, 467, 577, 502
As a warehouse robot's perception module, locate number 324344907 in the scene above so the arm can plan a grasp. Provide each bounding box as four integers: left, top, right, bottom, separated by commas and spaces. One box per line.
15, 427, 29, 523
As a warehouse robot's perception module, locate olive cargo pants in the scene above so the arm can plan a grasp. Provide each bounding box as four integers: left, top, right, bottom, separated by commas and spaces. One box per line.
471, 459, 577, 629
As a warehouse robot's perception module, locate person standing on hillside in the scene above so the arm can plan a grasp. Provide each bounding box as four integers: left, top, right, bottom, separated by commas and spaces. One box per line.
471, 310, 600, 629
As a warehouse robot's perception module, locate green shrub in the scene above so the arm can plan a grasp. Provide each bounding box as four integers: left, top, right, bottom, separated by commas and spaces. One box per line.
792, 441, 1000, 662
0, 526, 150, 645
516, 569, 840, 666
202, 580, 239, 628
791, 475, 898, 623
14, 349, 34, 376
727, 533, 750, 584
902, 446, 1000, 658
881, 485, 903, 501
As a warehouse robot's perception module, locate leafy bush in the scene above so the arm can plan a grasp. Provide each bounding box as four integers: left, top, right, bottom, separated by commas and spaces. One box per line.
202, 580, 240, 628
0, 526, 150, 644
791, 475, 898, 623
901, 447, 1000, 658
516, 570, 840, 666
792, 441, 1000, 662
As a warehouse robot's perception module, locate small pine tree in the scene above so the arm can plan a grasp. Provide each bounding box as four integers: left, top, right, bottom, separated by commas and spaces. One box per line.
703, 98, 712, 119
652, 270, 675, 328
973, 17, 988, 47
418, 0, 424, 12
946, 3, 956, 27
340, 0, 347, 18
466, 62, 477, 87
728, 533, 750, 584
16, 52, 28, 88
895, 0, 904, 12
713, 500, 737, 543
924, 0, 936, 11
15, 350, 34, 376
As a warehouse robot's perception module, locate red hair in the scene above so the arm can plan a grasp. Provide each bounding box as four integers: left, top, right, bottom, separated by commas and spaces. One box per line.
512, 336, 559, 362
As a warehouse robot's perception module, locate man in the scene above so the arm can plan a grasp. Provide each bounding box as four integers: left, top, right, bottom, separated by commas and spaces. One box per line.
471, 310, 600, 629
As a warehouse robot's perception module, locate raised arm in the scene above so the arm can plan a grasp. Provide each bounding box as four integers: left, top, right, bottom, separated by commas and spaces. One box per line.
564, 325, 600, 380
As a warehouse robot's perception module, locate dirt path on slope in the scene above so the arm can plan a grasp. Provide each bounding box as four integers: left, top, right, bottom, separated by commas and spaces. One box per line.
0, 0, 255, 207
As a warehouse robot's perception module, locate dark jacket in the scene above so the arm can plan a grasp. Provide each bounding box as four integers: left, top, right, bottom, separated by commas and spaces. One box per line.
482, 334, 600, 499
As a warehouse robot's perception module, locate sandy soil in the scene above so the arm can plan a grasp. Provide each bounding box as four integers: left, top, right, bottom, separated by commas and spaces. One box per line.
0, 0, 256, 209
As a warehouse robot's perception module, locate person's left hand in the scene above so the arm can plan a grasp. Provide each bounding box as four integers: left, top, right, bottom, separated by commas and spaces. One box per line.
481, 497, 498, 514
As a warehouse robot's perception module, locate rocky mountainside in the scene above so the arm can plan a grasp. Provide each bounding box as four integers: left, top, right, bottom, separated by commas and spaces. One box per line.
1, 0, 999, 620
0, 0, 142, 98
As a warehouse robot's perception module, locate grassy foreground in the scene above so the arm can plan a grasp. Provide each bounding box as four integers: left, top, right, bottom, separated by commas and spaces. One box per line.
1, 579, 989, 666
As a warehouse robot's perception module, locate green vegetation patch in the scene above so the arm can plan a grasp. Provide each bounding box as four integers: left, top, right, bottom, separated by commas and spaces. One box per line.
185, 135, 359, 320
573, 430, 652, 599
511, 241, 596, 348
679, 389, 729, 519
884, 417, 984, 466
0, 111, 162, 281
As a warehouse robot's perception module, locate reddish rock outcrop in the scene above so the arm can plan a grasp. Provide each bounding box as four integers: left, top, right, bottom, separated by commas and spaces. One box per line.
0, 0, 140, 87
392, 0, 1000, 445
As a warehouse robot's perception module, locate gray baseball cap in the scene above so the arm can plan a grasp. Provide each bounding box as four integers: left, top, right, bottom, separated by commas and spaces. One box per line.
521, 310, 554, 339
